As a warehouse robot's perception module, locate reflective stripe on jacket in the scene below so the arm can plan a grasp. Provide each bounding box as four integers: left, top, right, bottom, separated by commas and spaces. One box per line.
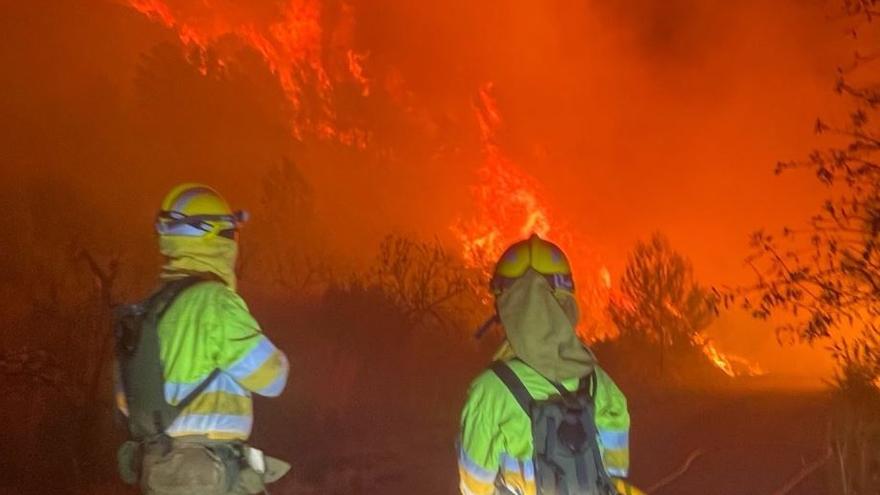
458, 359, 629, 495
117, 280, 289, 440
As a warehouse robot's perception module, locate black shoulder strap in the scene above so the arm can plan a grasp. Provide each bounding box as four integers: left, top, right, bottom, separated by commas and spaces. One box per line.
548, 379, 570, 398
578, 371, 597, 401
148, 274, 220, 321
490, 361, 533, 416
540, 363, 598, 401
147, 274, 222, 412
177, 368, 222, 411
506, 358, 585, 399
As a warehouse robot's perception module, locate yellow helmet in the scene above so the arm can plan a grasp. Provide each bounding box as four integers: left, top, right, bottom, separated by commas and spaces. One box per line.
490, 234, 574, 295
155, 183, 247, 239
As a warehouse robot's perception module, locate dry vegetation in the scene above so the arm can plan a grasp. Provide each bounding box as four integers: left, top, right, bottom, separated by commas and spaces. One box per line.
0, 165, 498, 494
735, 1, 880, 491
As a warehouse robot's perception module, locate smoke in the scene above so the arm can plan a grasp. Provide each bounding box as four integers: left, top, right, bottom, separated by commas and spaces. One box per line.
0, 0, 857, 376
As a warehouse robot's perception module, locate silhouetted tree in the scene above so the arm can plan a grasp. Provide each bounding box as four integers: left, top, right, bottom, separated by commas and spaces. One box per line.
0, 178, 130, 493
245, 158, 332, 292
609, 233, 716, 375
370, 234, 484, 331
737, 5, 880, 492
739, 4, 880, 371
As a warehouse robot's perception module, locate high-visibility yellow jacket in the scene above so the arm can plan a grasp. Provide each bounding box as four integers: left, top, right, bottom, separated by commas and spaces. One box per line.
458, 359, 629, 495
116, 280, 288, 440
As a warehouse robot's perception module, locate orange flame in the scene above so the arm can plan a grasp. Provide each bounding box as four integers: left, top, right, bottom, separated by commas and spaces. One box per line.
692, 332, 765, 377
347, 49, 370, 97
662, 300, 764, 377
454, 82, 554, 271
454, 83, 612, 339
125, 0, 366, 146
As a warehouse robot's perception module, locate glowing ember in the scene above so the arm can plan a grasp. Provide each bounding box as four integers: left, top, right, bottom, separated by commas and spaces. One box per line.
663, 300, 765, 377
599, 267, 612, 290
347, 49, 370, 97
125, 0, 366, 146
692, 332, 765, 377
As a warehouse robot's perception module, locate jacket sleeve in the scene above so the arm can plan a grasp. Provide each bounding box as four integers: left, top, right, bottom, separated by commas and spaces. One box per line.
211, 289, 289, 397
458, 373, 503, 495
594, 366, 630, 477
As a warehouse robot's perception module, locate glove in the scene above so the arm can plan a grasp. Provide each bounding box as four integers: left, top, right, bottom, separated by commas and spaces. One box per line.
612, 477, 646, 495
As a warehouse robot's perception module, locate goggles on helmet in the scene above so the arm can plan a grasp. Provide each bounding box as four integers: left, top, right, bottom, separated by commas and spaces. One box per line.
156, 210, 249, 239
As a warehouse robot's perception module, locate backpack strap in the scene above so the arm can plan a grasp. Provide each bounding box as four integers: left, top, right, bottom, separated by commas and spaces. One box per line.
176, 368, 222, 411
578, 371, 597, 401
490, 361, 533, 416
548, 379, 571, 398
145, 274, 222, 427
507, 358, 596, 400
148, 273, 221, 321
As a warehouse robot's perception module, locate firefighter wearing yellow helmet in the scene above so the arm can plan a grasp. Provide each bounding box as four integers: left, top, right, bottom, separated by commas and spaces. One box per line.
156, 183, 247, 241
114, 183, 290, 494
458, 234, 637, 495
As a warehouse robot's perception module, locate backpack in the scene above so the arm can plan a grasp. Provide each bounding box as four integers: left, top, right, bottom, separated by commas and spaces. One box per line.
491, 359, 616, 495
114, 275, 221, 441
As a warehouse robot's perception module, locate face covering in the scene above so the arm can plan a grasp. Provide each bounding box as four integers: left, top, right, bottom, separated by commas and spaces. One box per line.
159, 235, 238, 290
495, 269, 596, 381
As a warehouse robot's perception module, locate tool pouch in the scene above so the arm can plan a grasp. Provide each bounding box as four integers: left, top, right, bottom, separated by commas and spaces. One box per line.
141, 443, 232, 495
237, 446, 291, 494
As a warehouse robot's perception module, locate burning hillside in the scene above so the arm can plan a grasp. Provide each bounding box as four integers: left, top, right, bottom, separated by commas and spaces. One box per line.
1, 2, 862, 494
126, 0, 368, 145
453, 84, 764, 376
118, 0, 773, 379
452, 83, 615, 337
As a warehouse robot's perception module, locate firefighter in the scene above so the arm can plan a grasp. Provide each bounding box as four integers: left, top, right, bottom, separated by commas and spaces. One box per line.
114, 183, 289, 494
458, 234, 638, 495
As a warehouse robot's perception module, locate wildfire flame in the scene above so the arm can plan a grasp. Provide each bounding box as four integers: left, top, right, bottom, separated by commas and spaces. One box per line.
346, 49, 370, 97
454, 83, 612, 339
125, 0, 367, 146
127, 2, 766, 378
660, 300, 766, 377
457, 86, 765, 376
691, 332, 765, 377
455, 84, 550, 267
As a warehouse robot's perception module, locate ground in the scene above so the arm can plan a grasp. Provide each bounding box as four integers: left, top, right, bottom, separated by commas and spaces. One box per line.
256, 377, 830, 495
0, 369, 830, 494
629, 381, 829, 494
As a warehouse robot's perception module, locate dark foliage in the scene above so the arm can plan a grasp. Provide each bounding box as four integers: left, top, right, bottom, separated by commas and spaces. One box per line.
733, 5, 880, 492
733, 3, 880, 375
368, 234, 485, 331
606, 233, 718, 381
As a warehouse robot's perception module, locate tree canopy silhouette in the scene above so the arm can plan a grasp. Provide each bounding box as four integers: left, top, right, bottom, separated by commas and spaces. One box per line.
609, 233, 716, 374
737, 3, 880, 384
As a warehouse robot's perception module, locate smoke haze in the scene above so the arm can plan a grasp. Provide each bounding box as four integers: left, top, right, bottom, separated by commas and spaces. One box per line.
0, 0, 858, 376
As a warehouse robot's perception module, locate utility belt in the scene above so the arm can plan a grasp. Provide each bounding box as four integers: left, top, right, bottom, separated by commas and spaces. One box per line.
118, 435, 289, 494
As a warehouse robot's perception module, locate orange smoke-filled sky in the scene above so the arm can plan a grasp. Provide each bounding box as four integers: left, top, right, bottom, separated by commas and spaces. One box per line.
0, 0, 861, 376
